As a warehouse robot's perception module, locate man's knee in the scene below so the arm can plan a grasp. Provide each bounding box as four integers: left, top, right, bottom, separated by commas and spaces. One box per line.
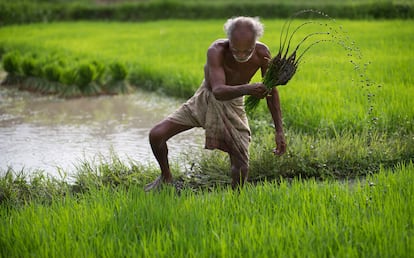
149, 123, 167, 145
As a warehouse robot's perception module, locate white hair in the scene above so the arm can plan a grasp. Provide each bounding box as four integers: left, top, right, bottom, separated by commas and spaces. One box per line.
223, 16, 264, 41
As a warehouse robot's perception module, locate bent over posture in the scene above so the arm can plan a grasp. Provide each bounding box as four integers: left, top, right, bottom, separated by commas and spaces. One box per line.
146, 16, 286, 191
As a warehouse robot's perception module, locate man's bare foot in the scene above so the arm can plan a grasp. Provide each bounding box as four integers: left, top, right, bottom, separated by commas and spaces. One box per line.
144, 176, 172, 192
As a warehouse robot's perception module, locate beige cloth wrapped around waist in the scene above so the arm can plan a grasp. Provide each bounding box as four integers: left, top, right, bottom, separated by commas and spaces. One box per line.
167, 80, 251, 164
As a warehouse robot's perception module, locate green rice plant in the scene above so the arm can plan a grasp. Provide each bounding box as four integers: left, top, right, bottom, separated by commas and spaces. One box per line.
21, 55, 37, 77
61, 61, 100, 96
1, 51, 26, 85
43, 63, 61, 82
109, 61, 127, 81
128, 64, 167, 92
60, 66, 82, 97
56, 55, 68, 68
60, 66, 77, 86
76, 62, 96, 88
106, 61, 130, 93
91, 60, 106, 84
19, 53, 60, 93
2, 51, 21, 75
40, 62, 62, 93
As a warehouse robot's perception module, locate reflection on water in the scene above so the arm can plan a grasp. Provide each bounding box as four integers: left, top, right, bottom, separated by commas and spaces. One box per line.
0, 86, 204, 178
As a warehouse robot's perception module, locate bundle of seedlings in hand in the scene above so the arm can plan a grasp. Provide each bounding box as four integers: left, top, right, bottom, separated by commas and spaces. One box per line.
245, 10, 330, 112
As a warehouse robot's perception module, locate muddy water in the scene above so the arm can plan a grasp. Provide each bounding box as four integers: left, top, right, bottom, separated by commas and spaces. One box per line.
0, 86, 204, 178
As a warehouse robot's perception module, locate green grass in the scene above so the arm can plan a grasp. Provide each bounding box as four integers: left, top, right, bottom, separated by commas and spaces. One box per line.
1, 162, 413, 257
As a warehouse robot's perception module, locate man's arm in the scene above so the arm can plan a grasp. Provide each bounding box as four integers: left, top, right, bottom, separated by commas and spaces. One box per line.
207, 46, 268, 101
266, 88, 284, 133
266, 87, 287, 155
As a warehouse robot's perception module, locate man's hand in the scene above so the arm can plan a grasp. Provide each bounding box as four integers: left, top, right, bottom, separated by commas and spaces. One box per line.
273, 132, 286, 156
248, 83, 269, 99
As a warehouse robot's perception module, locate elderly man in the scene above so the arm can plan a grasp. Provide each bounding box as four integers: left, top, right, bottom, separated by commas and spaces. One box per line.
146, 16, 286, 191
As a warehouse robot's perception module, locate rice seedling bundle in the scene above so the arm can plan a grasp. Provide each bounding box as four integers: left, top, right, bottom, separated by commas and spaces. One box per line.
109, 62, 128, 81
43, 64, 62, 82
2, 51, 20, 75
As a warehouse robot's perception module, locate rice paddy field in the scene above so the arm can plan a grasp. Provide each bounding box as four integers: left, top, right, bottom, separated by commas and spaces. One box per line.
0, 19, 412, 134
1, 163, 413, 257
0, 18, 413, 257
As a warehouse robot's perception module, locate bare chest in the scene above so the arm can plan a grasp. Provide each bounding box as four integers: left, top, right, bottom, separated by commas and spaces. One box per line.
223, 62, 260, 85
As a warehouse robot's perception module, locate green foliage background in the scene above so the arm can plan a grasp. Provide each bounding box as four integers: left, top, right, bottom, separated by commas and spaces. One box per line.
0, 0, 413, 26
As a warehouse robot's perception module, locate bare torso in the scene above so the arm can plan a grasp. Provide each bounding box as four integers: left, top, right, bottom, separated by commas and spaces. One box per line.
204, 39, 270, 88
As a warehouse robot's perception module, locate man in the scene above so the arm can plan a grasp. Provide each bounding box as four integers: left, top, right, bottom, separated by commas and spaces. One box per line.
145, 16, 286, 191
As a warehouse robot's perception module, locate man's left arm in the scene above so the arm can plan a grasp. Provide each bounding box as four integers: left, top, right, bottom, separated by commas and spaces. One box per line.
259, 51, 286, 156
266, 88, 286, 155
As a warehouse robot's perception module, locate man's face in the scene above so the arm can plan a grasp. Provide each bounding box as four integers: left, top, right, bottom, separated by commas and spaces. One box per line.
229, 43, 255, 63
229, 28, 256, 63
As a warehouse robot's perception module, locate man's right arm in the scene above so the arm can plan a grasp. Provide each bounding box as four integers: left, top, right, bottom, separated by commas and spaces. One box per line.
207, 46, 267, 101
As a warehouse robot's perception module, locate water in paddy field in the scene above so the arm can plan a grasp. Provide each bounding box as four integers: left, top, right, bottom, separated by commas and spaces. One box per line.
0, 85, 204, 179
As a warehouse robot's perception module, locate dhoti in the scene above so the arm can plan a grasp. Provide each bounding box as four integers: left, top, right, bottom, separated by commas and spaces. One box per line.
167, 81, 251, 165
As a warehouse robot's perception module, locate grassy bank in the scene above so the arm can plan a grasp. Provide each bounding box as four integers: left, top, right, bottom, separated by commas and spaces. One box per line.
1, 163, 413, 257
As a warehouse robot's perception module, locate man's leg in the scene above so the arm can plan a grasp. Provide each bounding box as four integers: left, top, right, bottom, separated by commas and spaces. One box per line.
229, 154, 249, 189
145, 119, 193, 191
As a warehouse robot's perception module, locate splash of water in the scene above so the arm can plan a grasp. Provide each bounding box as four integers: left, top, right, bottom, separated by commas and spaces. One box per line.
293, 12, 378, 117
